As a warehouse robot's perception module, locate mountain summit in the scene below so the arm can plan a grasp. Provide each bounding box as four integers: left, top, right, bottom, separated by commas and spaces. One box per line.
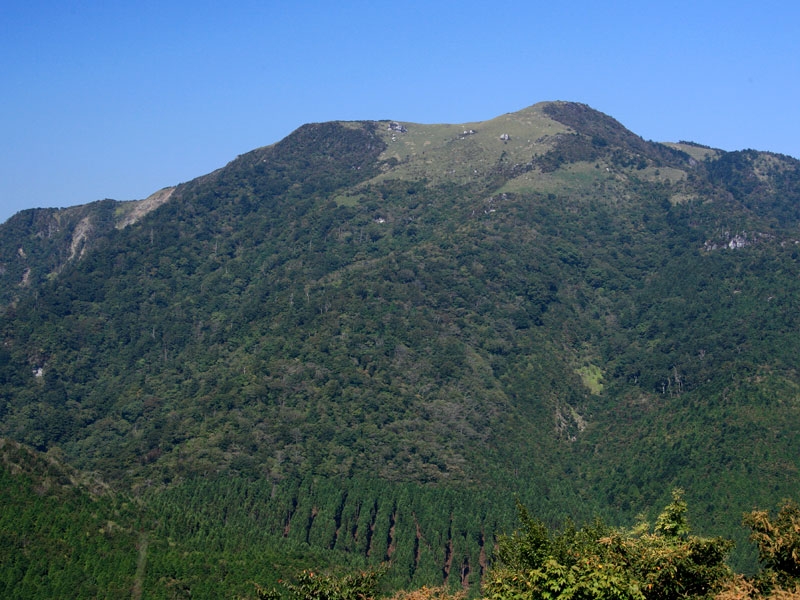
2, 102, 800, 584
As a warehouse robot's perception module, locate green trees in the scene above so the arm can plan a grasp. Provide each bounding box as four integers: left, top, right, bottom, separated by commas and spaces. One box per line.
5, 440, 800, 600
6, 105, 800, 597
484, 490, 733, 600
0, 440, 140, 598
743, 500, 800, 590
258, 566, 389, 600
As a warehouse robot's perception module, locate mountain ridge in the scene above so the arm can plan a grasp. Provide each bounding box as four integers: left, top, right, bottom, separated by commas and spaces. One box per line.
2, 101, 800, 587
0, 99, 763, 297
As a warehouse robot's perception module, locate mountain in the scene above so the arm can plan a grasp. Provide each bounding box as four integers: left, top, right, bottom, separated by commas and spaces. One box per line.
0, 187, 175, 307
2, 101, 800, 594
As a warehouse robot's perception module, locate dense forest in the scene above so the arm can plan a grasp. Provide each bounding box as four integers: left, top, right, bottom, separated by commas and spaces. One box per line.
3, 443, 799, 598
2, 101, 800, 597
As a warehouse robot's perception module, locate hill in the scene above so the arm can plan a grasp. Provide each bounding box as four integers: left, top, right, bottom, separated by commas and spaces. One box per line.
2, 101, 800, 593
0, 438, 141, 597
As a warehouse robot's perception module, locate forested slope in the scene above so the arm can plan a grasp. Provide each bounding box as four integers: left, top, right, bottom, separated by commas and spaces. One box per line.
2, 101, 800, 594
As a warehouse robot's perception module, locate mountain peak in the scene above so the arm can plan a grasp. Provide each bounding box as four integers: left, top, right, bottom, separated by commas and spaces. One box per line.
2, 103, 800, 584
541, 101, 631, 134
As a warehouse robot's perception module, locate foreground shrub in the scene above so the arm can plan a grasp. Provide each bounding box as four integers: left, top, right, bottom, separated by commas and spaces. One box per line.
484, 489, 733, 600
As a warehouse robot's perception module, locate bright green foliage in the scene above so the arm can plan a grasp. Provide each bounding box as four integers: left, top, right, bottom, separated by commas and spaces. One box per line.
264, 565, 388, 600
743, 500, 800, 589
654, 489, 690, 539
484, 490, 734, 600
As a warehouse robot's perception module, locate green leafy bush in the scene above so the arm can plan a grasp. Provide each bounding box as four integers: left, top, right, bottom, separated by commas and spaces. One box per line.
484, 490, 733, 600
744, 500, 800, 590
256, 565, 388, 600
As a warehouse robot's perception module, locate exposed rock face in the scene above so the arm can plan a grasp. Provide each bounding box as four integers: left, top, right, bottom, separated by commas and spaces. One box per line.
115, 187, 175, 229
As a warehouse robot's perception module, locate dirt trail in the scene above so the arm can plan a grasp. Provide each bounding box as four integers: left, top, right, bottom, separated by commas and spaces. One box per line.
132, 533, 148, 600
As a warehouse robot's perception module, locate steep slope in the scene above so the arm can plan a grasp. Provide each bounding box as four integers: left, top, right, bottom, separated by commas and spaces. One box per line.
0, 187, 174, 306
1, 114, 577, 488
2, 102, 800, 581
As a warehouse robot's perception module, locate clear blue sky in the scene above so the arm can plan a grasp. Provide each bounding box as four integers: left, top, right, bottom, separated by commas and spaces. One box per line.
2, 0, 799, 224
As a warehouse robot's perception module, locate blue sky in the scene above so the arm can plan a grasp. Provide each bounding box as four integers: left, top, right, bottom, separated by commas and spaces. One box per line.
2, 0, 799, 224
